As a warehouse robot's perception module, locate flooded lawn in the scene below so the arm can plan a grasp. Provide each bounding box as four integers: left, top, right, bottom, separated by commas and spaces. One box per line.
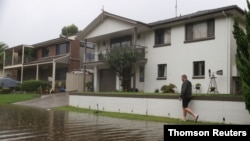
0, 105, 164, 141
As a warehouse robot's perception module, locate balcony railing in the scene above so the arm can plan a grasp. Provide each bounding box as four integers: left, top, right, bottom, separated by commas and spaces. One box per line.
14, 56, 22, 65
4, 56, 23, 66
84, 46, 146, 63
5, 58, 12, 66
24, 57, 36, 63
4, 56, 37, 66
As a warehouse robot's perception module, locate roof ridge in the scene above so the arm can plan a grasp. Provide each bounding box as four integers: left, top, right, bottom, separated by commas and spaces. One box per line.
149, 5, 244, 26
195, 5, 239, 14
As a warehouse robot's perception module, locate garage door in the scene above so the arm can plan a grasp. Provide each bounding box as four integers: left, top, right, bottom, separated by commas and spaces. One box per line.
99, 69, 116, 92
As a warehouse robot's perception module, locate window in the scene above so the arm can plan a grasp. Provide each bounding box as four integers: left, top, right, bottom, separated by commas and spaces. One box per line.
185, 19, 214, 42
139, 66, 144, 82
56, 43, 69, 55
193, 61, 205, 78
157, 64, 167, 80
154, 28, 171, 47
56, 68, 68, 80
110, 36, 131, 48
42, 47, 49, 57
86, 52, 95, 61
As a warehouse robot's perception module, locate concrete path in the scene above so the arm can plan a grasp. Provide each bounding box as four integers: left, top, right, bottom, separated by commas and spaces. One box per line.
13, 93, 69, 109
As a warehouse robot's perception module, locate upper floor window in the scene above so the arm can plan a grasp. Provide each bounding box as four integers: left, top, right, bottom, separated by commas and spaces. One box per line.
185, 19, 214, 43
86, 52, 95, 61
193, 61, 205, 78
56, 43, 69, 55
157, 64, 167, 80
42, 47, 49, 57
154, 28, 171, 47
110, 36, 131, 48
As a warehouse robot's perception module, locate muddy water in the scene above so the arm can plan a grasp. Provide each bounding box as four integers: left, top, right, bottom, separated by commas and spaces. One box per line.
0, 105, 164, 141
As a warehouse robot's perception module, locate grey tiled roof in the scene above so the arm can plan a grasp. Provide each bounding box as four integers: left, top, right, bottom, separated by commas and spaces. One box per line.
149, 5, 244, 27
32, 37, 69, 48
24, 54, 69, 65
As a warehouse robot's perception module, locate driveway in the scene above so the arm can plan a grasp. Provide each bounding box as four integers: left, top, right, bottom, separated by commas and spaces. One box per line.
13, 93, 69, 109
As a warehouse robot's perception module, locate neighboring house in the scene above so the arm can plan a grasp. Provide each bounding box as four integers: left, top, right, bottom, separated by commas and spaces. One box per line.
78, 5, 245, 94
3, 36, 82, 90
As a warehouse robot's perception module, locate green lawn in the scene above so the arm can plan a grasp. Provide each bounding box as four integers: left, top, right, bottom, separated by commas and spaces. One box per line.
0, 93, 40, 105
54, 106, 224, 125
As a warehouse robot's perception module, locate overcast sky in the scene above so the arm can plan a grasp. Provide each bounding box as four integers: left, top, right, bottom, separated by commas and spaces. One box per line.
0, 0, 248, 47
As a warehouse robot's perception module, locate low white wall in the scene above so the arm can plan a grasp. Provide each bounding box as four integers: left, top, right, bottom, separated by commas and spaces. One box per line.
69, 95, 250, 124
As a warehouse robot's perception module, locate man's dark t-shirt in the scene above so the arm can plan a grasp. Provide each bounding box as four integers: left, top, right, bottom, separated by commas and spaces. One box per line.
181, 80, 192, 98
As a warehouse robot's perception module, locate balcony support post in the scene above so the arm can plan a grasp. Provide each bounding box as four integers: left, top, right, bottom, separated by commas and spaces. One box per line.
22, 45, 24, 64
36, 64, 39, 80
21, 66, 23, 83
83, 39, 87, 92
3, 51, 5, 76
132, 27, 137, 91
52, 61, 56, 91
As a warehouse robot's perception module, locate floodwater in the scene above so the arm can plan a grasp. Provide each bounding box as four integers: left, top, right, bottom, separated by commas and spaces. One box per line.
0, 105, 164, 141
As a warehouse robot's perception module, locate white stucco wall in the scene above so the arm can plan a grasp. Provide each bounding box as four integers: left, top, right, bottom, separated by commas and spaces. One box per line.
69, 95, 250, 124
138, 17, 233, 94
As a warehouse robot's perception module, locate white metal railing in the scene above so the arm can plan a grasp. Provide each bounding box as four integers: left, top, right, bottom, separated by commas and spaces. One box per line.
84, 46, 146, 63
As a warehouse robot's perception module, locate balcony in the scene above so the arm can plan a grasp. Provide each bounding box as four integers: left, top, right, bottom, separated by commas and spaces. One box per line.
4, 56, 37, 67
4, 56, 23, 66
84, 46, 146, 63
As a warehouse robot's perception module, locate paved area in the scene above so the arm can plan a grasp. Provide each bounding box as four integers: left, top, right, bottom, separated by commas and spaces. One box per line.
13, 93, 69, 109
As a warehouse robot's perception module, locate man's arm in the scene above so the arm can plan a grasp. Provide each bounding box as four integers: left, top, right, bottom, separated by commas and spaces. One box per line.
180, 81, 188, 98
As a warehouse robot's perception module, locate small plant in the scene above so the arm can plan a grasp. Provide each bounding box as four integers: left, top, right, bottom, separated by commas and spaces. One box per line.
43, 86, 50, 94
210, 87, 216, 92
154, 89, 159, 93
161, 83, 176, 93
0, 87, 12, 94
61, 81, 66, 88
37, 87, 42, 94
86, 82, 93, 91
195, 83, 201, 90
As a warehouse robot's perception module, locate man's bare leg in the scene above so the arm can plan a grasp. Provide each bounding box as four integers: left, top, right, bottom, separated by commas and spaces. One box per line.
184, 108, 199, 122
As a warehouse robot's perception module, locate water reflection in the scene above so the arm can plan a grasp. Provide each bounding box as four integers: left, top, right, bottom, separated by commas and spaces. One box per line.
0, 105, 164, 141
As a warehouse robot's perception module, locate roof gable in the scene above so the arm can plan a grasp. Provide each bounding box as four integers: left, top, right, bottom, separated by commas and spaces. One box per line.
78, 11, 149, 39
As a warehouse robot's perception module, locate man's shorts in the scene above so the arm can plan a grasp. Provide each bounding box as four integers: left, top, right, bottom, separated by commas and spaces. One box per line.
182, 97, 192, 108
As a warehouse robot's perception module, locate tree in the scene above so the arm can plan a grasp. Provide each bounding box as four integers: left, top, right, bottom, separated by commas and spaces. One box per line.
0, 42, 8, 64
105, 45, 141, 92
61, 24, 78, 37
233, 0, 250, 114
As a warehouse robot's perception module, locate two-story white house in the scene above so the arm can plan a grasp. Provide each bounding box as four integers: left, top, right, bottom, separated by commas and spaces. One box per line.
78, 5, 245, 94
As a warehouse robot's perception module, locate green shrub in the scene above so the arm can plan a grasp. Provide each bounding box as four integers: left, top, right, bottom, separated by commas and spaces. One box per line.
161, 83, 176, 93
21, 80, 51, 92
0, 87, 12, 94
154, 89, 159, 93
15, 85, 21, 91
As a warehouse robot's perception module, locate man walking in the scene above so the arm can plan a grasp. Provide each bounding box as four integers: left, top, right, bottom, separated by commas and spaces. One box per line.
179, 74, 199, 122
